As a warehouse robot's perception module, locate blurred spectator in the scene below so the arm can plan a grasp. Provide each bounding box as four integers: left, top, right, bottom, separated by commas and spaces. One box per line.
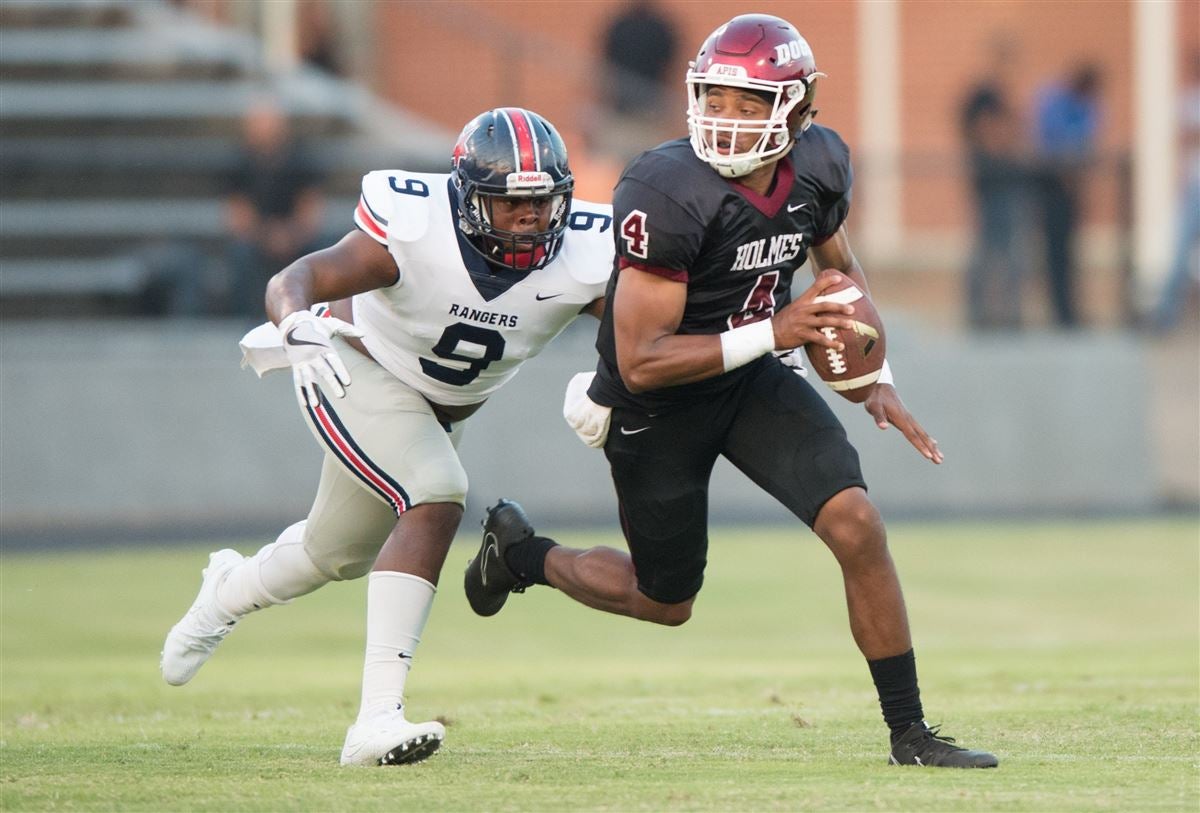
960, 35, 1030, 331
593, 0, 679, 162
603, 0, 676, 116
1150, 49, 1200, 331
299, 0, 346, 77
224, 100, 324, 317
1033, 62, 1104, 329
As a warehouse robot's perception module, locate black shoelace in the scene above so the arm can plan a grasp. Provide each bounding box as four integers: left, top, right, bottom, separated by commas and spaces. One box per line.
920, 725, 964, 751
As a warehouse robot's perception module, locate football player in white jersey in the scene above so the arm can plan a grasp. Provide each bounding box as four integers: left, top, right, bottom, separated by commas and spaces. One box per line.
160, 108, 612, 766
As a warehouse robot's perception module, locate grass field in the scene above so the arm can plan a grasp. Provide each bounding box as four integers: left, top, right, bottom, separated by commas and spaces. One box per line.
2, 519, 1197, 812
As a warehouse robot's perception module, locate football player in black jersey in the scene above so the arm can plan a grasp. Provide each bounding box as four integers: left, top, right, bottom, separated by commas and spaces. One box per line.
465, 13, 997, 769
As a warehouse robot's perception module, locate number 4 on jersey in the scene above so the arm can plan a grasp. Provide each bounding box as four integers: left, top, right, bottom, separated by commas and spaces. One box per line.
728, 270, 779, 329
620, 210, 649, 259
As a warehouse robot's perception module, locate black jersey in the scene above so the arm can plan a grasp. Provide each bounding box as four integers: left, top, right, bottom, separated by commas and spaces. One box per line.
590, 125, 854, 412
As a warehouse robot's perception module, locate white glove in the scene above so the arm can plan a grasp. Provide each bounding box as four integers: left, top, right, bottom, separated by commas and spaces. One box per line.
563, 371, 612, 449
278, 310, 364, 409
775, 348, 809, 377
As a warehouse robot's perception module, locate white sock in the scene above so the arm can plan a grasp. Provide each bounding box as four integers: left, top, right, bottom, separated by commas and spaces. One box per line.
215, 521, 328, 618
357, 571, 436, 722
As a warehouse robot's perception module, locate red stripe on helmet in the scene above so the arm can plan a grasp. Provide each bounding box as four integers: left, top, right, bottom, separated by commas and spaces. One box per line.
502, 108, 538, 172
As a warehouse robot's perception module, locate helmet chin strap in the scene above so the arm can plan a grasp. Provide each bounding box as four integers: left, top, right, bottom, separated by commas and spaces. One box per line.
502, 245, 547, 270
719, 136, 793, 179
721, 157, 758, 179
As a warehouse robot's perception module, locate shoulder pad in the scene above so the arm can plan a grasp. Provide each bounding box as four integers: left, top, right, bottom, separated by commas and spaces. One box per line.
385, 171, 440, 242
618, 143, 722, 228
357, 170, 442, 244
622, 140, 702, 186
563, 199, 615, 286
794, 126, 852, 197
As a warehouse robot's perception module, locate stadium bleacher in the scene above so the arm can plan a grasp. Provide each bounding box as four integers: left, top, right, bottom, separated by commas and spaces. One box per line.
0, 0, 452, 317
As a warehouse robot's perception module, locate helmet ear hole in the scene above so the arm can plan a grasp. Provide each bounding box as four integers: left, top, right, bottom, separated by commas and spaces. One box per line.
474, 193, 494, 228
788, 104, 809, 128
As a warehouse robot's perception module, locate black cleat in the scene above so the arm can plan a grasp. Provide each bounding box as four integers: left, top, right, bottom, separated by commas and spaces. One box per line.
380, 732, 442, 766
888, 723, 999, 768
464, 499, 536, 617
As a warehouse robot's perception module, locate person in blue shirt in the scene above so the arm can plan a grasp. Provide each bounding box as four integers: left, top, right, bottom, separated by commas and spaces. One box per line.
1034, 63, 1103, 328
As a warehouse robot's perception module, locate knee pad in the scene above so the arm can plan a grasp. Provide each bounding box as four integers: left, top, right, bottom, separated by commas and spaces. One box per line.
411, 457, 469, 508
257, 521, 330, 602
302, 523, 383, 582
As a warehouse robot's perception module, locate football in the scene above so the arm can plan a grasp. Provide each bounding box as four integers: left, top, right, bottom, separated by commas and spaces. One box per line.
804, 275, 886, 402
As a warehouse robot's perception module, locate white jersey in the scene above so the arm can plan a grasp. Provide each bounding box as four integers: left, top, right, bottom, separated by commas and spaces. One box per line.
351, 169, 612, 406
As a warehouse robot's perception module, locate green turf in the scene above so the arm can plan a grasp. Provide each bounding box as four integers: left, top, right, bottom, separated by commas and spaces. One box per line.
2, 519, 1197, 811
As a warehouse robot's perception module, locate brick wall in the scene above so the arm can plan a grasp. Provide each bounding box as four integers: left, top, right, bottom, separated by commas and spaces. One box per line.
366, 0, 1198, 244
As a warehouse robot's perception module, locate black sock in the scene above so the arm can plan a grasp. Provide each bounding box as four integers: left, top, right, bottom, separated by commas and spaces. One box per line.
867, 648, 925, 742
502, 535, 558, 586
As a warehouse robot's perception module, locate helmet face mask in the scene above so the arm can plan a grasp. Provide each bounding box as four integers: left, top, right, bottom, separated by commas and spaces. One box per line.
463, 189, 570, 271
685, 14, 823, 179
452, 108, 574, 272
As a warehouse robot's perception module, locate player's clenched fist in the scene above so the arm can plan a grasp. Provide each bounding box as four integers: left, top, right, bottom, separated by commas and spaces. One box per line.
278, 310, 364, 409
769, 272, 856, 351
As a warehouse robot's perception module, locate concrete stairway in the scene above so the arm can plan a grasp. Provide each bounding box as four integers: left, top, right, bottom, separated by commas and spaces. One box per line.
0, 0, 452, 317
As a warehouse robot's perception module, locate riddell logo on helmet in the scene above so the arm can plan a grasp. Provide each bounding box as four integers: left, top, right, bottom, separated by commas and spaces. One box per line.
507, 172, 553, 191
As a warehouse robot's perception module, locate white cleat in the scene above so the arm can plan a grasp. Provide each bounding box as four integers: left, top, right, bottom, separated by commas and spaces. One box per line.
339, 707, 445, 767
160, 548, 244, 686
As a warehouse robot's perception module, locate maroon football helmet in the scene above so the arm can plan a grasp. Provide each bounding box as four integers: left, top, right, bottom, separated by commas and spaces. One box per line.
686, 14, 823, 178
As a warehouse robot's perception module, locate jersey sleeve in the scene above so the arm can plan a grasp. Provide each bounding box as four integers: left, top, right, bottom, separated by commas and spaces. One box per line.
810, 129, 854, 245
353, 170, 393, 245
564, 200, 617, 289
612, 173, 705, 283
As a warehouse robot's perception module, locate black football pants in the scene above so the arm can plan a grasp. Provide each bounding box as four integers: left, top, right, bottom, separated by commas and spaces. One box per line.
603, 356, 866, 604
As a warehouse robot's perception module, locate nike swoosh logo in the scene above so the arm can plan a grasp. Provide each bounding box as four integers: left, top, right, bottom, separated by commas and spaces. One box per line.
535, 293, 563, 301
787, 203, 808, 212
480, 534, 498, 587
284, 326, 324, 347
619, 426, 650, 435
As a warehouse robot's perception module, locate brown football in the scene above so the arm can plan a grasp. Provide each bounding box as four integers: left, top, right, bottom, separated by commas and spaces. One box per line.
803, 276, 886, 403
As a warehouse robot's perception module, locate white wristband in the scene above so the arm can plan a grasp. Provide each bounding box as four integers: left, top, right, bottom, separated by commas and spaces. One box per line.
877, 359, 894, 386
720, 320, 776, 372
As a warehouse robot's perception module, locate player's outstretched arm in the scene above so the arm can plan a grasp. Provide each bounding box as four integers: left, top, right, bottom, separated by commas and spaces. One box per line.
265, 230, 397, 324
613, 268, 713, 392
614, 268, 851, 393
264, 230, 396, 408
809, 226, 943, 464
865, 384, 944, 464
807, 225, 873, 298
